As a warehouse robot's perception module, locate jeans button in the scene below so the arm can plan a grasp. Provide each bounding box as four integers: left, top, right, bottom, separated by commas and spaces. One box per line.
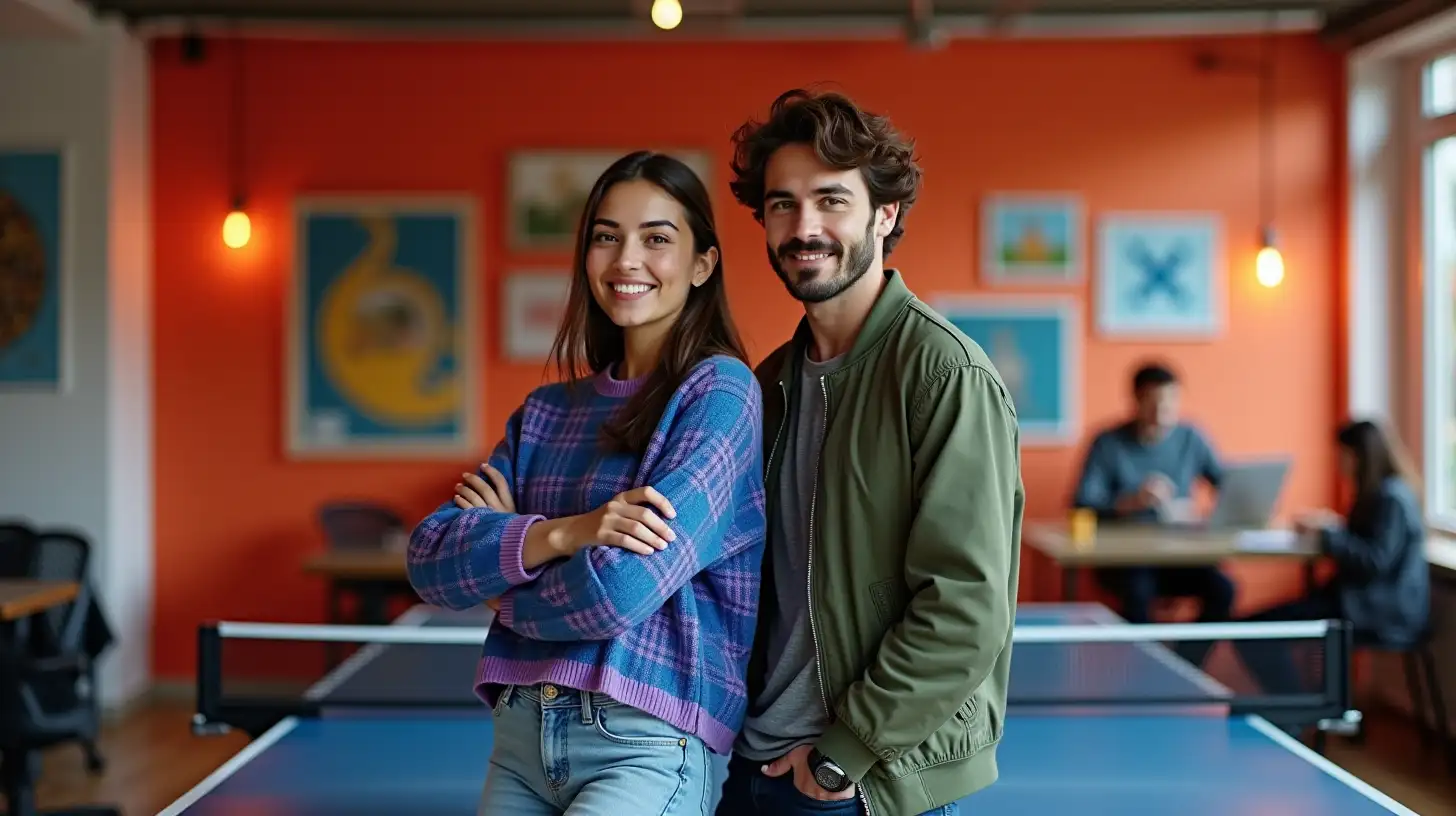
542, 684, 558, 700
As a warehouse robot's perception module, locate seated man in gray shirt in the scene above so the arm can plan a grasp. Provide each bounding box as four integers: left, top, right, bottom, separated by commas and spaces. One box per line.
1070, 362, 1235, 638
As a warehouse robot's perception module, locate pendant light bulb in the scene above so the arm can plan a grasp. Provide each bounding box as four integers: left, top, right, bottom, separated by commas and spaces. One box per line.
1256, 226, 1283, 288
651, 0, 682, 30
223, 202, 251, 250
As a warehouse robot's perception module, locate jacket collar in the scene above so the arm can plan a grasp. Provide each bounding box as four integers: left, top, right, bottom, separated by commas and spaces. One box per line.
774, 268, 915, 386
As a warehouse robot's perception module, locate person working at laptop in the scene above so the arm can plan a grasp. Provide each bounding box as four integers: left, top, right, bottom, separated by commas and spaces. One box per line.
1070, 362, 1236, 634
1235, 419, 1429, 698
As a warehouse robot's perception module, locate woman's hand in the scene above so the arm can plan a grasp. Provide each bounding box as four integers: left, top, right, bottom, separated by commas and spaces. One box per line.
455, 464, 514, 512
522, 486, 681, 569
559, 487, 679, 556
1294, 508, 1341, 534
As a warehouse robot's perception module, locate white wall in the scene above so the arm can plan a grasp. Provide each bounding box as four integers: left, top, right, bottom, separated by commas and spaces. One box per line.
0, 15, 153, 709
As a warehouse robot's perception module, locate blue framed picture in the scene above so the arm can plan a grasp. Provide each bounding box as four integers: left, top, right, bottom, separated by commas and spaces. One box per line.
0, 148, 65, 390
1096, 213, 1224, 338
930, 294, 1081, 446
981, 194, 1083, 285
288, 196, 480, 458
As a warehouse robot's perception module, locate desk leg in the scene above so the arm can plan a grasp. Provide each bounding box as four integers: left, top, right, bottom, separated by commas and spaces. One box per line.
356, 582, 390, 625
325, 582, 344, 669
1062, 567, 1081, 602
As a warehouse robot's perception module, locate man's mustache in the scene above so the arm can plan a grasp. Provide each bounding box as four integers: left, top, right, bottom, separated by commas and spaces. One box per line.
776, 238, 842, 259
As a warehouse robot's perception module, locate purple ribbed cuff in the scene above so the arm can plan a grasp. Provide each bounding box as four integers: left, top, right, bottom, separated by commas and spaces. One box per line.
498, 514, 547, 586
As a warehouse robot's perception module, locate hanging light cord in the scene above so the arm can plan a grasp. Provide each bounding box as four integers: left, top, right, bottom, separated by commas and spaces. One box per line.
1259, 14, 1276, 240
231, 33, 246, 210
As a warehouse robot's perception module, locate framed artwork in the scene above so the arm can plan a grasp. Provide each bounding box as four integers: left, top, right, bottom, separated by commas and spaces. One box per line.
0, 147, 66, 391
1095, 212, 1224, 339
507, 149, 713, 251
929, 294, 1081, 446
502, 270, 571, 362
980, 194, 1083, 284
287, 195, 480, 458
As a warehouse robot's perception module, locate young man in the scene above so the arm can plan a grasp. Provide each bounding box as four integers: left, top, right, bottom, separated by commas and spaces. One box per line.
717, 88, 1026, 816
1071, 362, 1235, 629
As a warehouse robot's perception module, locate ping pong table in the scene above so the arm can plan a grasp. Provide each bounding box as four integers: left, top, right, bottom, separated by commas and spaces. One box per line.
162, 603, 1419, 815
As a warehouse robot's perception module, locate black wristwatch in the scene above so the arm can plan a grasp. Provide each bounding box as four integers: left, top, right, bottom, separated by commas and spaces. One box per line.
808, 748, 851, 793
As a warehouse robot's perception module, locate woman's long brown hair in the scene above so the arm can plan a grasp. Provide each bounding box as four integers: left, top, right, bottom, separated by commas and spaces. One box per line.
546, 151, 750, 454
1338, 419, 1422, 535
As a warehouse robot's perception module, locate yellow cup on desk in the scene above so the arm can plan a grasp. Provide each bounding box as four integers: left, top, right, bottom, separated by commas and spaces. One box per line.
1069, 508, 1097, 549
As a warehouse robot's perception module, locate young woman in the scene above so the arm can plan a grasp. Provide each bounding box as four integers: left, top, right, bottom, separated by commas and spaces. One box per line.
407, 151, 765, 815
1238, 419, 1430, 693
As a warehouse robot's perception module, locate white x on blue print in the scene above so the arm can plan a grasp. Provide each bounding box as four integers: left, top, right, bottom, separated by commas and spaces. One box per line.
1096, 214, 1223, 338
1123, 237, 1189, 310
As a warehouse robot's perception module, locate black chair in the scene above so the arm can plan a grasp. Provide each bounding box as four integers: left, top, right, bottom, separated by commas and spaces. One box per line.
0, 647, 119, 816
0, 530, 117, 816
318, 501, 406, 551
23, 532, 108, 775
0, 523, 37, 579
1352, 630, 1452, 769
316, 501, 410, 631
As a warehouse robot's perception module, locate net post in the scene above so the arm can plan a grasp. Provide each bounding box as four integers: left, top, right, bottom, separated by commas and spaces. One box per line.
192, 621, 229, 736
1317, 617, 1363, 736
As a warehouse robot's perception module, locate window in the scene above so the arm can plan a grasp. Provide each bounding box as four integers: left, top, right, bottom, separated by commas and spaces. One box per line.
1424, 53, 1456, 117
1420, 52, 1456, 527
1423, 134, 1456, 524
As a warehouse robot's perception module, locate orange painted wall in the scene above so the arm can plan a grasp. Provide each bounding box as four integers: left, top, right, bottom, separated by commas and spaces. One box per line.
151, 35, 1344, 679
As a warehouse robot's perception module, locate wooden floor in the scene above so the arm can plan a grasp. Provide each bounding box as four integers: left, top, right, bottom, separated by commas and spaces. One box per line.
38, 699, 1456, 815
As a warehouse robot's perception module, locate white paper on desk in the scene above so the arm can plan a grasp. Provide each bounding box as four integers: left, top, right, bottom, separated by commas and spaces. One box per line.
1234, 529, 1300, 552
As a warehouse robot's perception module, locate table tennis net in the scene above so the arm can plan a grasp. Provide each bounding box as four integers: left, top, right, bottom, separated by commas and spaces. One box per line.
193, 615, 1354, 738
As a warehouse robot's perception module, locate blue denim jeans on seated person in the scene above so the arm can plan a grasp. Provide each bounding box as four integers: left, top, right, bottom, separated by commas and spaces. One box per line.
715, 753, 960, 816
477, 682, 721, 816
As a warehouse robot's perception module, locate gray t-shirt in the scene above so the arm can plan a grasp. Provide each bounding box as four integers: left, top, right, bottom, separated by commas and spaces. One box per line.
735, 351, 843, 761
1071, 422, 1224, 521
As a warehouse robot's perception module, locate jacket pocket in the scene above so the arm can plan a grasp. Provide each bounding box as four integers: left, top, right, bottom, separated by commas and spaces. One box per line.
869, 578, 907, 626
875, 693, 995, 781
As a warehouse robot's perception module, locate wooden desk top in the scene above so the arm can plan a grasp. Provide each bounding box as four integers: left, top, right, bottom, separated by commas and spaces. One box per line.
303, 548, 409, 580
0, 580, 79, 621
1025, 521, 1320, 567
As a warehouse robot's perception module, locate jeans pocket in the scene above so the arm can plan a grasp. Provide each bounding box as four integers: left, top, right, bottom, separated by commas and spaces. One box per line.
593, 705, 690, 748
491, 686, 514, 716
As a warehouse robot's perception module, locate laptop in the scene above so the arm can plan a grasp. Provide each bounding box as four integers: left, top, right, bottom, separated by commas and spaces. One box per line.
1165, 458, 1292, 530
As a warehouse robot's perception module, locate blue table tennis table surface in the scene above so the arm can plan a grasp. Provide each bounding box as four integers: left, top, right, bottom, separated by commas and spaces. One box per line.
161, 603, 1417, 816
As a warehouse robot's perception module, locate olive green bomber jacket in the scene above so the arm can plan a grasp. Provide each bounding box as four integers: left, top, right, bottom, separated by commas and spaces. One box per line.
746, 269, 1026, 816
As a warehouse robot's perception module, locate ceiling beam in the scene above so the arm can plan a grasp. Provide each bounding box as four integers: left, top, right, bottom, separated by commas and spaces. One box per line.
117, 4, 1323, 42
0, 0, 95, 39
1320, 0, 1456, 51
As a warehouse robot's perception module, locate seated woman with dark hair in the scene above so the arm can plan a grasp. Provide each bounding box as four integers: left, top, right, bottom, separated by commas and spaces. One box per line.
1238, 419, 1430, 694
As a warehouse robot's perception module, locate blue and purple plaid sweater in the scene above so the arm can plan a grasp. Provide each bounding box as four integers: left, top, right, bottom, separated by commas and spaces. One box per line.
406, 355, 766, 754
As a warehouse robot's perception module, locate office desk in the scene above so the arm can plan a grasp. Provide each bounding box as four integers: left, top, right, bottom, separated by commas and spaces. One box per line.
303, 549, 412, 626
1026, 521, 1321, 602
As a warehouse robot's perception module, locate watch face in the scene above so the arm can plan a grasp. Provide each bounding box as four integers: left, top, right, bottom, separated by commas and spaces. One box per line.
814, 763, 847, 792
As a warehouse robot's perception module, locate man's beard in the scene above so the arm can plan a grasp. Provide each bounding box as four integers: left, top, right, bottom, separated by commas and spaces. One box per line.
768, 216, 877, 304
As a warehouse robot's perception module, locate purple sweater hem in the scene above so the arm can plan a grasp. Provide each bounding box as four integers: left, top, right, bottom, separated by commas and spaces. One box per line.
475, 657, 738, 755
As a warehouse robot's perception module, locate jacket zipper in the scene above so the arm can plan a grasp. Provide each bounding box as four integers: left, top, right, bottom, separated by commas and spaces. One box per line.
806, 375, 874, 816
767, 381, 788, 497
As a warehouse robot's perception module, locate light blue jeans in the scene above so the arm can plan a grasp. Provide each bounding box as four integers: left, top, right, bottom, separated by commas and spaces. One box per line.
478, 683, 722, 816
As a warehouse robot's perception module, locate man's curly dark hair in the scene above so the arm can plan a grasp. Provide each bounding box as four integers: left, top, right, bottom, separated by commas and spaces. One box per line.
728, 88, 922, 257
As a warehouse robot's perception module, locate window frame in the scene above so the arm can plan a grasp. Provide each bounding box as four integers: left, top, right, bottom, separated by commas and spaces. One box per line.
1348, 20, 1456, 552
1406, 45, 1456, 533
